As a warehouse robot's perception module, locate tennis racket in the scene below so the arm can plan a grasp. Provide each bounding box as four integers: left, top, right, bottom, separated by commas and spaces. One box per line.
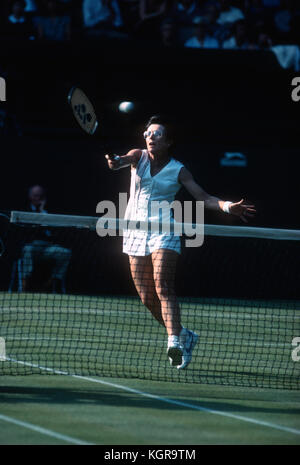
68, 86, 99, 135
68, 86, 117, 162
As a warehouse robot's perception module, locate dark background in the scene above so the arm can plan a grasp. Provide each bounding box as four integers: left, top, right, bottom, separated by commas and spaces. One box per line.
0, 39, 299, 229
1, 39, 299, 298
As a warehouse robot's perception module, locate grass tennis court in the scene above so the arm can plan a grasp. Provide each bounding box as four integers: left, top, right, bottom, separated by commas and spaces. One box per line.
0, 292, 299, 445
1, 374, 300, 445
1, 293, 299, 388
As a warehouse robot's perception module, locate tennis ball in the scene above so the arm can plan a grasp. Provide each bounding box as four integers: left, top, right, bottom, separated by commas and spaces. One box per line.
119, 101, 134, 113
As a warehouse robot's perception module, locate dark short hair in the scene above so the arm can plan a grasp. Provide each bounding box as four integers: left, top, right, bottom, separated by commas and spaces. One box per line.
145, 115, 175, 141
28, 185, 46, 198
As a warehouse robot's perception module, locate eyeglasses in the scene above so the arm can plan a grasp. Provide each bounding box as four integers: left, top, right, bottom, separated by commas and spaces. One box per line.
143, 129, 163, 139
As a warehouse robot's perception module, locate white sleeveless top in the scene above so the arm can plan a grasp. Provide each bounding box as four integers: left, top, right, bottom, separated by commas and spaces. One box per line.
123, 150, 184, 256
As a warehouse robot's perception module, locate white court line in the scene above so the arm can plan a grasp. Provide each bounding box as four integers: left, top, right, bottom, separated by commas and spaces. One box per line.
0, 413, 93, 445
68, 378, 300, 437
1, 305, 299, 320
3, 335, 292, 349
2, 306, 299, 320
6, 358, 300, 437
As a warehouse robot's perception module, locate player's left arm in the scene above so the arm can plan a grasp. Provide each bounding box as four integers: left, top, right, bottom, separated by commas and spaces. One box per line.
178, 167, 256, 222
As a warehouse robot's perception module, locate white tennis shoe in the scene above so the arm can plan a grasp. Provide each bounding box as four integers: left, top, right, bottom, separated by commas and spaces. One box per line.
167, 336, 183, 367
177, 328, 199, 370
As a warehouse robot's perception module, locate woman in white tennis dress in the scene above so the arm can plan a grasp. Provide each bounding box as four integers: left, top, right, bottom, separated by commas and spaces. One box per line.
106, 115, 255, 369
122, 148, 184, 256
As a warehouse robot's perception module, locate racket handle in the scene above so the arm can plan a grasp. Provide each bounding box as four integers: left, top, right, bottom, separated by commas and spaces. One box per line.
105, 154, 120, 161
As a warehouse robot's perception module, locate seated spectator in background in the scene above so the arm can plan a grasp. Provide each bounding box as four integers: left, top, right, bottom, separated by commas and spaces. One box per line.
34, 0, 71, 41
82, 0, 124, 36
222, 19, 251, 49
200, 3, 226, 45
216, 0, 245, 26
184, 16, 219, 48
260, 10, 300, 72
271, 43, 300, 71
24, 0, 38, 12
160, 17, 179, 47
273, 0, 298, 44
256, 30, 273, 48
170, 0, 203, 42
171, 0, 201, 24
21, 185, 72, 293
25, 0, 38, 15
5, 0, 36, 40
252, 0, 300, 72
134, 0, 168, 40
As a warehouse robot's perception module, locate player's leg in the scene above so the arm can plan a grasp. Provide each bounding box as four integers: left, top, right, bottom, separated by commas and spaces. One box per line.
151, 249, 184, 366
151, 249, 181, 336
152, 248, 198, 369
128, 255, 164, 326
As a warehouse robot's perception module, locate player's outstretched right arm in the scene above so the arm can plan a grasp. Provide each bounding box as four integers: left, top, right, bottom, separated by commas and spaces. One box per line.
105, 149, 142, 170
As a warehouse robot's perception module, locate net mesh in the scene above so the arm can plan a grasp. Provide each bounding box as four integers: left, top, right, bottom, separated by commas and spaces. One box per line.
0, 211, 299, 389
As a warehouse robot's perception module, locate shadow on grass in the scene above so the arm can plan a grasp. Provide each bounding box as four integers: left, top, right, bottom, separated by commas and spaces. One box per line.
0, 385, 300, 416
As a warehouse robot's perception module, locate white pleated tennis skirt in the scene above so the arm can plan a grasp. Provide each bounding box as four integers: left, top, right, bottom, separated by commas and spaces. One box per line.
123, 230, 181, 256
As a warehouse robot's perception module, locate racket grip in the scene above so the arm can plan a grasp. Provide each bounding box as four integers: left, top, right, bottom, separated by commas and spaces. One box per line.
105, 154, 120, 161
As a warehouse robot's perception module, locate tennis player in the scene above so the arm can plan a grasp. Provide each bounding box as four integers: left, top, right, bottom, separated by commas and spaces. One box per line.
106, 115, 256, 369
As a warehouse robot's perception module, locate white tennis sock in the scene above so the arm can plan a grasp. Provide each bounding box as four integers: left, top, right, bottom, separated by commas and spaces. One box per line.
168, 335, 180, 346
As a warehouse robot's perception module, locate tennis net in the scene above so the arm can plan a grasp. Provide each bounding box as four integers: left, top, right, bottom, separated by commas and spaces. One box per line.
0, 211, 299, 389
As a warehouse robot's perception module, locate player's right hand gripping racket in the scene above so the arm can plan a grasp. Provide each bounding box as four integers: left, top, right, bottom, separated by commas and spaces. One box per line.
68, 86, 99, 135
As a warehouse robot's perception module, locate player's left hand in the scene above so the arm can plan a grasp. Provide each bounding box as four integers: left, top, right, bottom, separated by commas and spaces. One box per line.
229, 199, 256, 223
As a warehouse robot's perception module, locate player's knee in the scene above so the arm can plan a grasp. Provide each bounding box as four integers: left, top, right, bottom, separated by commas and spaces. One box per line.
155, 283, 175, 300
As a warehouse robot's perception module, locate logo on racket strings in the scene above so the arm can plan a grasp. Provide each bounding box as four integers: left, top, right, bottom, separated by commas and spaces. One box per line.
74, 103, 92, 126
0, 77, 6, 102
